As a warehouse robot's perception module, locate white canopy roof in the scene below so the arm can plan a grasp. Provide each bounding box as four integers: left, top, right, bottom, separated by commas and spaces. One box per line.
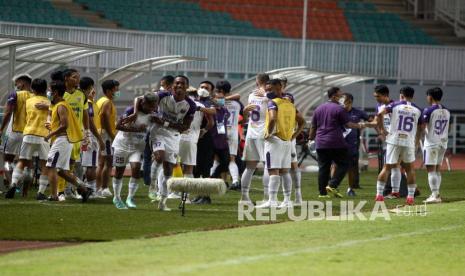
233, 66, 373, 118
0, 34, 131, 103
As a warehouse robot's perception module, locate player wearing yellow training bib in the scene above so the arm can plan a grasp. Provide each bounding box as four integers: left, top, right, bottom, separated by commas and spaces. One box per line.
45, 80, 90, 202
257, 79, 305, 209
5, 79, 50, 199
0, 75, 33, 183
64, 86, 89, 161
96, 80, 120, 197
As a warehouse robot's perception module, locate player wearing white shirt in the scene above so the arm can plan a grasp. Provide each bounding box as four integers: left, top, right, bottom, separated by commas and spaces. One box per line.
240, 74, 269, 203
179, 93, 213, 178
368, 85, 403, 199
375, 86, 422, 205
216, 80, 243, 190
421, 87, 450, 203
150, 76, 195, 211
111, 93, 157, 209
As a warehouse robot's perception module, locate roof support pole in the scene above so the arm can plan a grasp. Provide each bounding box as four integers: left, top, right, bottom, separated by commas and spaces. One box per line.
301, 0, 308, 66
149, 61, 153, 91
95, 53, 101, 96
8, 45, 16, 93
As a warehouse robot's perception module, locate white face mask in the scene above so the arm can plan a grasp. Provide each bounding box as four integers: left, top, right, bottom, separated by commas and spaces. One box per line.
197, 88, 210, 98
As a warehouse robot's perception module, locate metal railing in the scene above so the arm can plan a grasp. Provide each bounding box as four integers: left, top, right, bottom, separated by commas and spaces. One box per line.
435, 0, 465, 37
406, 0, 436, 19
1, 21, 465, 85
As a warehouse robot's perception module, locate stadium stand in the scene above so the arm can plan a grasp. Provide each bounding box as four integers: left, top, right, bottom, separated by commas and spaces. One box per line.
0, 0, 88, 27
0, 0, 436, 44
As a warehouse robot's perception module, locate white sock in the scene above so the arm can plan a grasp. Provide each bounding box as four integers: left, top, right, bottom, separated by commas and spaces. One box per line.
128, 177, 138, 199
11, 166, 24, 187
436, 172, 442, 192
210, 160, 220, 176
112, 178, 123, 200
282, 172, 292, 201
263, 168, 269, 199
291, 169, 302, 199
240, 168, 255, 201
376, 180, 385, 196
158, 168, 164, 193
160, 174, 170, 197
390, 168, 401, 193
428, 172, 439, 197
269, 175, 280, 202
150, 162, 161, 189
228, 161, 240, 183
407, 184, 416, 198
86, 180, 97, 192
38, 175, 48, 193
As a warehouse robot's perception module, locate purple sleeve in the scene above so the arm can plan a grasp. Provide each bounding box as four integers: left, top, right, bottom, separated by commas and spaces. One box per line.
157, 91, 171, 101
186, 97, 197, 117
267, 100, 278, 110
122, 106, 134, 119
6, 91, 17, 107
284, 93, 295, 104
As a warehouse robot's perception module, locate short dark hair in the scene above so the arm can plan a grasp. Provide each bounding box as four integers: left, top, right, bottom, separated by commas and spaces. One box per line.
327, 87, 340, 98
63, 68, 78, 79
256, 73, 270, 85
79, 77, 94, 91
200, 80, 214, 91
15, 75, 32, 84
266, 79, 282, 86
143, 92, 159, 104
400, 86, 415, 98
216, 80, 232, 93
101, 79, 119, 94
31, 78, 47, 94
160, 75, 174, 85
175, 75, 189, 86
343, 92, 353, 102
374, 85, 389, 96
50, 80, 66, 97
426, 87, 443, 101
50, 70, 64, 81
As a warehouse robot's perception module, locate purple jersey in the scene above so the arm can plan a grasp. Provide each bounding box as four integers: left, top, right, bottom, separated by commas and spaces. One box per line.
344, 108, 369, 154
312, 101, 350, 149
210, 107, 230, 150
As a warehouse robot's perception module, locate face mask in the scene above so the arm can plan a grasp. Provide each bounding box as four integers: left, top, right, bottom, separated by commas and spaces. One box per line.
197, 88, 210, 98
113, 90, 121, 99
216, 98, 225, 106
46, 91, 53, 101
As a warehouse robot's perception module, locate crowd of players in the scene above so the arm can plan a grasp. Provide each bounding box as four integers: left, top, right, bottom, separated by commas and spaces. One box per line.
0, 69, 450, 210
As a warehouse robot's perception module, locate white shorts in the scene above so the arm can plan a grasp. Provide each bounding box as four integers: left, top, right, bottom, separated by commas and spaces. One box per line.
228, 138, 238, 156
291, 138, 298, 163
151, 135, 180, 164
81, 136, 99, 167
2, 131, 23, 155
113, 148, 143, 167
179, 140, 197, 166
243, 138, 264, 162
265, 136, 292, 169
46, 136, 72, 170
385, 143, 415, 164
100, 131, 113, 157
19, 141, 50, 161
424, 147, 446, 166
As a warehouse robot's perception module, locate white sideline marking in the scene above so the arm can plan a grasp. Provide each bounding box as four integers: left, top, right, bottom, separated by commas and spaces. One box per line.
172, 224, 463, 274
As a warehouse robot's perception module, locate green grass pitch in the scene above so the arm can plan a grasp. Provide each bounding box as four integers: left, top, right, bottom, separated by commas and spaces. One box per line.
0, 170, 464, 275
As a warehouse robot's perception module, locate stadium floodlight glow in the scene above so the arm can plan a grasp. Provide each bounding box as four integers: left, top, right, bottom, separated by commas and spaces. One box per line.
232, 66, 373, 118
0, 34, 131, 104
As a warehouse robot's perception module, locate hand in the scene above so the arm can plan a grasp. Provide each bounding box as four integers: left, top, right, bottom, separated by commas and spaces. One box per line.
45, 121, 51, 131
377, 134, 386, 142
44, 135, 51, 142
358, 122, 366, 129
199, 128, 207, 138
243, 104, 257, 114
35, 102, 49, 110
256, 87, 266, 97
121, 113, 137, 125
